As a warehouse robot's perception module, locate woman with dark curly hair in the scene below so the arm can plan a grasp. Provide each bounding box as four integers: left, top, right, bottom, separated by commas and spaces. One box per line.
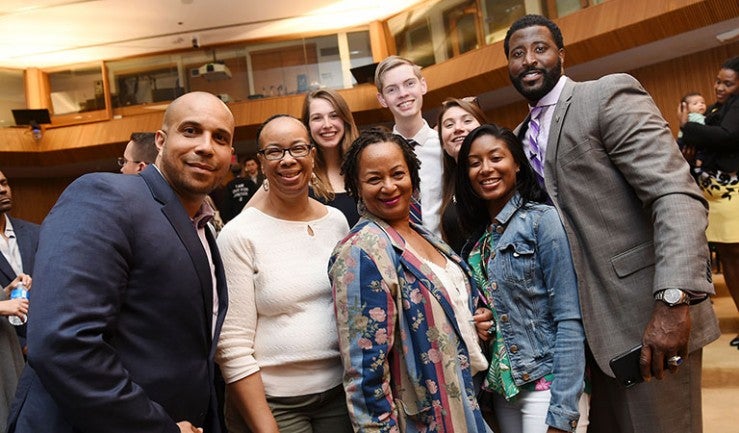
329, 128, 492, 433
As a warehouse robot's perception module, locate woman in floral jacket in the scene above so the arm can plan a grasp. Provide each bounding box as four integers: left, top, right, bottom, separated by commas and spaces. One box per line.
329, 128, 493, 433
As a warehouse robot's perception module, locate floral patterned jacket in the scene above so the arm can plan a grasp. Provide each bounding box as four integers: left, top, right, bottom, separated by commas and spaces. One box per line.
329, 215, 492, 433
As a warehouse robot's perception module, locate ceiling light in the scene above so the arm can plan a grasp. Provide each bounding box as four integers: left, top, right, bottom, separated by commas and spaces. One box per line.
716, 28, 739, 42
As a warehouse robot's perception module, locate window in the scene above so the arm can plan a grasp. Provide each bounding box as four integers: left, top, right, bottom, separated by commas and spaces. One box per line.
48, 65, 104, 115
0, 69, 26, 127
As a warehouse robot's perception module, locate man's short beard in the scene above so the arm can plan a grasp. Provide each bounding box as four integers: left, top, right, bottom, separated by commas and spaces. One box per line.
510, 60, 562, 103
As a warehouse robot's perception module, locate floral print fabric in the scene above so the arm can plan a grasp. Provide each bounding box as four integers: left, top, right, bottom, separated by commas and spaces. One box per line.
329, 216, 492, 433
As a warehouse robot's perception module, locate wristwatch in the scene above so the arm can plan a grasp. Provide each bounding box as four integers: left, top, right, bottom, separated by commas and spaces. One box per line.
654, 288, 690, 306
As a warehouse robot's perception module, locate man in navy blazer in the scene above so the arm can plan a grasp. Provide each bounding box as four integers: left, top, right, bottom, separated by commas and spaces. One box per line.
1, 170, 39, 433
0, 170, 40, 348
0, 170, 39, 294
7, 91, 235, 433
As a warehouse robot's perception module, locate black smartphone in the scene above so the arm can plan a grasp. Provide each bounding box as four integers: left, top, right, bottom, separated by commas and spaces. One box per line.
609, 344, 644, 388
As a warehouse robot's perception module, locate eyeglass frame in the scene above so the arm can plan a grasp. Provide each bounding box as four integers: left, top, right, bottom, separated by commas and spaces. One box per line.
117, 157, 142, 167
257, 143, 314, 161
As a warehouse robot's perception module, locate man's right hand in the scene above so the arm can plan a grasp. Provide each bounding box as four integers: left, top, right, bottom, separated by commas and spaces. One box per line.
177, 421, 203, 433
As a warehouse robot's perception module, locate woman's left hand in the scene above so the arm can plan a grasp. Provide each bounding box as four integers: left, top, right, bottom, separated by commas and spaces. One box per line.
546, 427, 569, 433
472, 308, 494, 341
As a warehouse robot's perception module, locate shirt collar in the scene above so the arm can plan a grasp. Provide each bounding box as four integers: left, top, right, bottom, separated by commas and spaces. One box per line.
192, 200, 215, 229
494, 192, 524, 226
393, 119, 433, 144
529, 75, 568, 110
3, 214, 15, 238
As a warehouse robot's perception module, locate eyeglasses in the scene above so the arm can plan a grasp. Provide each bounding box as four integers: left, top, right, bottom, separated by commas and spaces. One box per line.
117, 157, 141, 167
258, 144, 313, 161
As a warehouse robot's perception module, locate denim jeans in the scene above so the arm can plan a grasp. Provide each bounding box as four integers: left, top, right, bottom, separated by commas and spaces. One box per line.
493, 390, 590, 433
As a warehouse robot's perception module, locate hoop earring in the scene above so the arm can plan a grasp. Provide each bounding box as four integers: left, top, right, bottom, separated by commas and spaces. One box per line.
262, 179, 269, 192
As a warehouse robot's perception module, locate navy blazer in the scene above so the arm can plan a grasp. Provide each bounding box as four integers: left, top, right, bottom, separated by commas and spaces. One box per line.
0, 216, 40, 345
7, 166, 228, 433
0, 216, 39, 287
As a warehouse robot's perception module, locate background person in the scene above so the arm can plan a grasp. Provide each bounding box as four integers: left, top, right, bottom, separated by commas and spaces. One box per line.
1, 274, 31, 433
0, 169, 39, 350
222, 160, 256, 223
216, 115, 351, 433
676, 92, 708, 169
329, 128, 491, 433
118, 132, 158, 174
679, 56, 739, 349
436, 97, 488, 252
455, 124, 586, 433
302, 88, 360, 227
7, 91, 234, 433
504, 15, 719, 433
243, 156, 265, 190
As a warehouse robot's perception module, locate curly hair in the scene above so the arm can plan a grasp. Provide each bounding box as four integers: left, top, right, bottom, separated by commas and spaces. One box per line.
341, 127, 421, 203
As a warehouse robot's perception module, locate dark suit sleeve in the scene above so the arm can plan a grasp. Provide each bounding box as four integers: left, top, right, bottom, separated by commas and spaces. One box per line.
27, 175, 179, 433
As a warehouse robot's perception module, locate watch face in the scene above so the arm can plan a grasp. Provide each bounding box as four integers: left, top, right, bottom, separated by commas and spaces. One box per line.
664, 289, 682, 304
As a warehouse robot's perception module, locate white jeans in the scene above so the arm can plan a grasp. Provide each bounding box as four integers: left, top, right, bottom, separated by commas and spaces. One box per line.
492, 390, 590, 433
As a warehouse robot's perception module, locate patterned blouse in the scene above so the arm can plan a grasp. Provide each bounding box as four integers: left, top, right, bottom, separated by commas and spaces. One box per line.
329, 215, 492, 433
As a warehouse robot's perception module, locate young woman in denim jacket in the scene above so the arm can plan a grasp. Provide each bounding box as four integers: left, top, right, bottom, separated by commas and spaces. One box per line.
455, 124, 586, 433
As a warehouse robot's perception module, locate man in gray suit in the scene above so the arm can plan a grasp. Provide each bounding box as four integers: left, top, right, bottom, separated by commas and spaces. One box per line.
504, 15, 719, 433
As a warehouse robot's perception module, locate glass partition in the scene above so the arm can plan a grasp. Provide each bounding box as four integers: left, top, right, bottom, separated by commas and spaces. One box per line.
388, 0, 608, 66
347, 31, 373, 79
105, 30, 372, 109
0, 69, 26, 127
48, 65, 104, 115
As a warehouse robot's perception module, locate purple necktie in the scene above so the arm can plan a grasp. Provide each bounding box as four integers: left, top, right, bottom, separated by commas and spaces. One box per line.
525, 105, 545, 186
406, 139, 423, 226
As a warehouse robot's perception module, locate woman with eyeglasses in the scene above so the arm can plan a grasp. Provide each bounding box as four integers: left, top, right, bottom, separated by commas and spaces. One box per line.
216, 114, 352, 433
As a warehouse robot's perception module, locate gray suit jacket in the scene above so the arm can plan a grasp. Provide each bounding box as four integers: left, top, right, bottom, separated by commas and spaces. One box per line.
518, 74, 720, 375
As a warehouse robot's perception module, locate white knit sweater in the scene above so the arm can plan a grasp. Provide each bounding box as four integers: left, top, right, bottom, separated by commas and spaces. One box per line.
216, 206, 349, 397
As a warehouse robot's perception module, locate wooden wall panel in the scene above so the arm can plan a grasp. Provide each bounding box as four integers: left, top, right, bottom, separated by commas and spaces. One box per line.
630, 42, 739, 136
3, 0, 737, 223
7, 176, 76, 224
481, 42, 739, 135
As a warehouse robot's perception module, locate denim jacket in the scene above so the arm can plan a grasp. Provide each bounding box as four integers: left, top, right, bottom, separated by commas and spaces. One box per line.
476, 193, 585, 431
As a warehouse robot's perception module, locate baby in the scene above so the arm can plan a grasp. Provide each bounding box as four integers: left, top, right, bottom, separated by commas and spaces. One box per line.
677, 92, 707, 170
